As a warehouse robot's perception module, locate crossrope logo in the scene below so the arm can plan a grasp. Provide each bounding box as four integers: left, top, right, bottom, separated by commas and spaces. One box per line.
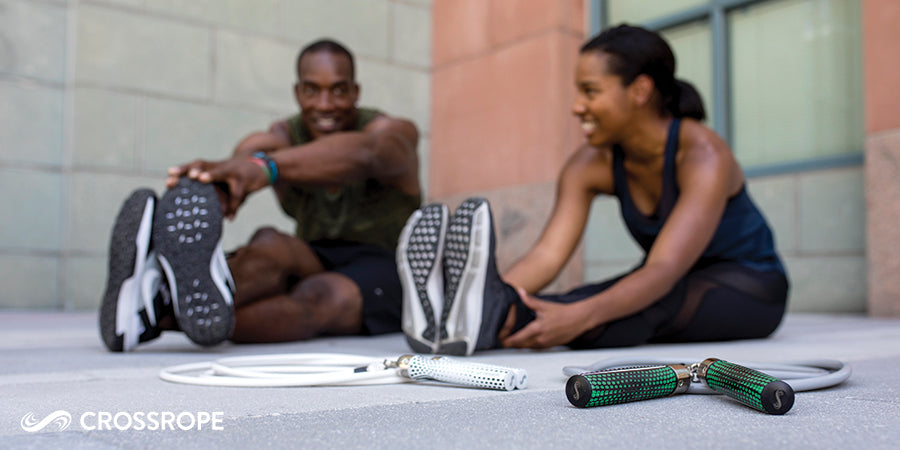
21, 410, 72, 433
19, 410, 225, 432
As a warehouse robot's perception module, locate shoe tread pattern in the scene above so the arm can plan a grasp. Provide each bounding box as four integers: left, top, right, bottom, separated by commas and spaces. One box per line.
441, 199, 482, 344
405, 204, 446, 343
154, 179, 232, 346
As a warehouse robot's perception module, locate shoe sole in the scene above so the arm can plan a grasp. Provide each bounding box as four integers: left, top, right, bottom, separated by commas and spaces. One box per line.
440, 198, 492, 356
397, 204, 448, 353
99, 189, 158, 352
154, 178, 233, 346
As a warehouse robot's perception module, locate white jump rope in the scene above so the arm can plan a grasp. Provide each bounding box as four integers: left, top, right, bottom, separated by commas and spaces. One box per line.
159, 353, 528, 391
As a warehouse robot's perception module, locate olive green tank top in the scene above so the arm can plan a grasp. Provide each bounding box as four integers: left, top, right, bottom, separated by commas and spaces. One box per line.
278, 108, 421, 252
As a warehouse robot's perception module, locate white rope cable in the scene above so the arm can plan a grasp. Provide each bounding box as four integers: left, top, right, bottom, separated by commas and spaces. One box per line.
159, 353, 407, 387
159, 353, 527, 390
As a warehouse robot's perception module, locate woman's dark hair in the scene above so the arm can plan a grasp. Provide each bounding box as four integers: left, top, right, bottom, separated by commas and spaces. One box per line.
581, 24, 705, 121
297, 38, 356, 79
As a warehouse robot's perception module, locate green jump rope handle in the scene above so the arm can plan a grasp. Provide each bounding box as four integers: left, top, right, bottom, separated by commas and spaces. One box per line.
566, 365, 691, 408
698, 358, 795, 415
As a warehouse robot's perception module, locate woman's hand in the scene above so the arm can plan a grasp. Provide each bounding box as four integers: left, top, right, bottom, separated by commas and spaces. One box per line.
501, 287, 594, 349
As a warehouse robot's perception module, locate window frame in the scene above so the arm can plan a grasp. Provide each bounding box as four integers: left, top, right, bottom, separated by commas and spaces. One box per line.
589, 0, 863, 177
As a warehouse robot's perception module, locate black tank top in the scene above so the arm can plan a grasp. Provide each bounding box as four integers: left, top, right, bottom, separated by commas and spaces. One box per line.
612, 119, 784, 273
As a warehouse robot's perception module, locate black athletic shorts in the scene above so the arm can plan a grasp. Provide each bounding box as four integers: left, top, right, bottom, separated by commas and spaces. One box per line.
308, 240, 402, 336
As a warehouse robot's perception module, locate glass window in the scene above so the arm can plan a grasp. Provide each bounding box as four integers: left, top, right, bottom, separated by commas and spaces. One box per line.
596, 0, 863, 170
608, 0, 707, 25
730, 0, 863, 166
661, 22, 713, 126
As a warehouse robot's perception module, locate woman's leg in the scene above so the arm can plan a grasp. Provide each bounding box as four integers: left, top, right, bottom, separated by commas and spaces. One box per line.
532, 262, 788, 348
655, 264, 788, 342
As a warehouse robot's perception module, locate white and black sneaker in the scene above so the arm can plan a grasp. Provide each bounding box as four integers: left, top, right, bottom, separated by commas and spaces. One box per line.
154, 178, 235, 347
99, 189, 166, 352
397, 203, 449, 353
439, 198, 518, 356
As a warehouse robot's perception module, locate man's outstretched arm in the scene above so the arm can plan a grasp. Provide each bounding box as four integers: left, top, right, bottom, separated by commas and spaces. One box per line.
229, 121, 294, 159
166, 114, 420, 218
267, 115, 419, 192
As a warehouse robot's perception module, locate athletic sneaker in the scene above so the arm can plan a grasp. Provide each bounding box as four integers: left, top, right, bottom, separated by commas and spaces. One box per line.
154, 178, 235, 347
439, 198, 520, 356
397, 203, 449, 353
99, 189, 167, 352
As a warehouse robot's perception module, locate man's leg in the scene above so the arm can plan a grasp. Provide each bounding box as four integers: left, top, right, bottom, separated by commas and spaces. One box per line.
227, 232, 401, 343
226, 227, 325, 308
230, 272, 364, 343
230, 240, 403, 343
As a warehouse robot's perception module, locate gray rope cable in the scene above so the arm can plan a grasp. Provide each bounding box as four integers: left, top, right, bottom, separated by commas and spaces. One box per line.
562, 357, 851, 393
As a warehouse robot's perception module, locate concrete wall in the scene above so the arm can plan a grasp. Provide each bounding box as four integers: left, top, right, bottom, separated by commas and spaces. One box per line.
0, 0, 431, 310
863, 0, 900, 316
0, 0, 883, 315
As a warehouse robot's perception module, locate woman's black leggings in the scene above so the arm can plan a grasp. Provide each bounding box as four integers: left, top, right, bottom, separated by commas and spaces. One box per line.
520, 262, 789, 349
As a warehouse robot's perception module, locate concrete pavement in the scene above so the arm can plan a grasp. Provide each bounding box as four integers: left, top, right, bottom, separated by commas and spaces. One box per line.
1, 311, 899, 448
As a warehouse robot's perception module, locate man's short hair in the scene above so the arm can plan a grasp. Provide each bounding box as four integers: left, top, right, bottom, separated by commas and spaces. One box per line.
296, 39, 355, 80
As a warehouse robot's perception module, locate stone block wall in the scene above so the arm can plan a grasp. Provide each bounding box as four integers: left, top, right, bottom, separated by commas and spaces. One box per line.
0, 0, 431, 309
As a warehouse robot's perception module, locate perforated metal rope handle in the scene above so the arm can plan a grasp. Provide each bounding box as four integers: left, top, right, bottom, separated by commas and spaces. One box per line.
398, 355, 526, 391
566, 365, 691, 408
698, 358, 795, 415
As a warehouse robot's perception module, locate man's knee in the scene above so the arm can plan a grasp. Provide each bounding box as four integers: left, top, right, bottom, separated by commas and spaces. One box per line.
248, 226, 288, 248
241, 227, 297, 264
291, 274, 363, 332
293, 274, 359, 307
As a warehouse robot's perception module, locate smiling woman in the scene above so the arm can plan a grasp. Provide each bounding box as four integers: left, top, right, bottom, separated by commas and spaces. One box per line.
396, 24, 789, 355
571, 37, 706, 156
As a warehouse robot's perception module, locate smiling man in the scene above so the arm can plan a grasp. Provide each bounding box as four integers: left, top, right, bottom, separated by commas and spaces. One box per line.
99, 39, 422, 351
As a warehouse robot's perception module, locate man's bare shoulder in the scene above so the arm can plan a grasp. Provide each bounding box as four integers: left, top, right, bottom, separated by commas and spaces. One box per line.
363, 111, 413, 128
267, 120, 293, 144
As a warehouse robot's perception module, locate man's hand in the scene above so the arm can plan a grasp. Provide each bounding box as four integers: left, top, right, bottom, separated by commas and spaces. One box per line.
166, 157, 270, 220
501, 287, 593, 349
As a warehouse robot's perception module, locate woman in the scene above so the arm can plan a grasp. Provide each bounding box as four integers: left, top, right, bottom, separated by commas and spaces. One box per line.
398, 24, 788, 355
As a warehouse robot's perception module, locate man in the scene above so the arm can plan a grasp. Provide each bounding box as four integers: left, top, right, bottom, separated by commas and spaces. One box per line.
99, 39, 421, 351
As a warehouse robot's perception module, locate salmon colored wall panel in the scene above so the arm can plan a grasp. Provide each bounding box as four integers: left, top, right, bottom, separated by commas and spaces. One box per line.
433, 0, 491, 67
430, 33, 584, 198
488, 0, 584, 46
866, 131, 900, 316
863, 0, 900, 133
